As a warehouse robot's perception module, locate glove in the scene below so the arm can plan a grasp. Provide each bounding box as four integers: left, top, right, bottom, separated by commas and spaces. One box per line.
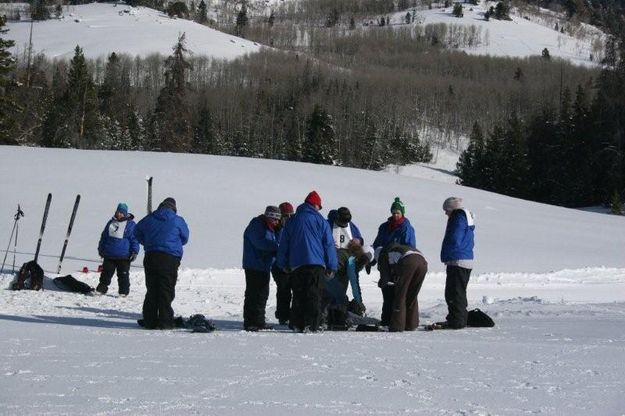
129, 253, 137, 262
325, 269, 335, 279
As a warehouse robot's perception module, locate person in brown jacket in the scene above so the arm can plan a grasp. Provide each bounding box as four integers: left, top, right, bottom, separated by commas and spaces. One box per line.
375, 243, 428, 332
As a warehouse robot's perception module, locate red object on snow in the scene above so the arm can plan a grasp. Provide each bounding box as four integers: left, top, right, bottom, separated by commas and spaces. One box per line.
82, 266, 89, 273
97, 264, 103, 273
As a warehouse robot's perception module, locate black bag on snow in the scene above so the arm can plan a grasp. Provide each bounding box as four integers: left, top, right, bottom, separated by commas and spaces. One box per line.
11, 261, 44, 291
53, 275, 94, 294
467, 308, 495, 327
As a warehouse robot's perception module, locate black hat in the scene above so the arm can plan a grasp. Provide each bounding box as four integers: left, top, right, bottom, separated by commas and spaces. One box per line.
336, 207, 352, 226
158, 197, 177, 213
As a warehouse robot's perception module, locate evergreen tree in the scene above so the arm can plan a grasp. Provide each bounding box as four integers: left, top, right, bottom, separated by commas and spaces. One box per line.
610, 190, 623, 214
150, 34, 193, 152
235, 1, 249, 37
303, 104, 335, 165
0, 16, 17, 144
457, 121, 485, 187
196, 0, 208, 24
31, 0, 50, 21
193, 102, 218, 154
326, 8, 339, 27
452, 3, 463, 18
65, 45, 100, 148
268, 9, 275, 28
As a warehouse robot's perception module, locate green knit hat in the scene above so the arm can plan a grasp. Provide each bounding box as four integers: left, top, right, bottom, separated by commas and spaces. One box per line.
390, 197, 405, 215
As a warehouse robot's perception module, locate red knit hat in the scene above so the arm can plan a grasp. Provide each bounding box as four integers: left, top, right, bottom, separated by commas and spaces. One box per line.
279, 202, 294, 215
305, 191, 322, 209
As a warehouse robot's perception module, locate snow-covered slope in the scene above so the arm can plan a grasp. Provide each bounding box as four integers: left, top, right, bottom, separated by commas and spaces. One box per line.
1, 145, 624, 274
391, 3, 603, 66
6, 3, 261, 60
1, 146, 625, 415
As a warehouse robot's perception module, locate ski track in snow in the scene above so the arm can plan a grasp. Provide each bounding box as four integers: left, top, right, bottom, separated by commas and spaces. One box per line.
1, 267, 625, 415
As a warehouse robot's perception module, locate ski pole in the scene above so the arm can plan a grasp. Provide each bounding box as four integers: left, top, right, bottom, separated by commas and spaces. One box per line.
57, 194, 81, 274
34, 194, 52, 264
1, 205, 24, 273
146, 176, 153, 214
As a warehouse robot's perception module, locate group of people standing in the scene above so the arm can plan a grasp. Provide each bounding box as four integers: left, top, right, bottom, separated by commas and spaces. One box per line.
94, 190, 475, 332
242, 191, 476, 333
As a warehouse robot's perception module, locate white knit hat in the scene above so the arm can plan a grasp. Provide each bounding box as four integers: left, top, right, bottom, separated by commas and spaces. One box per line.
442, 197, 463, 213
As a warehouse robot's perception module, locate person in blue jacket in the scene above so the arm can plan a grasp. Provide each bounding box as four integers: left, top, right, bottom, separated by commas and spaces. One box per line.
242, 205, 282, 331
96, 203, 140, 297
271, 202, 295, 326
276, 190, 338, 332
372, 196, 417, 326
134, 197, 189, 330
439, 196, 475, 329
327, 206, 364, 248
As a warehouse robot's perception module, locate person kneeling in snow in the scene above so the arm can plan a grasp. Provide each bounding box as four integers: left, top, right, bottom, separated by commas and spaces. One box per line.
134, 198, 189, 330
96, 203, 139, 297
321, 242, 373, 330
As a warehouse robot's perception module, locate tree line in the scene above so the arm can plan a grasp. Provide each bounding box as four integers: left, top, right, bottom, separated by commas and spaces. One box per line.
457, 32, 625, 209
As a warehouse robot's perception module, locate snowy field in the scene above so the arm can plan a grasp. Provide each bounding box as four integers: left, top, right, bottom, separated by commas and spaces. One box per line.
1, 146, 625, 415
5, 3, 261, 60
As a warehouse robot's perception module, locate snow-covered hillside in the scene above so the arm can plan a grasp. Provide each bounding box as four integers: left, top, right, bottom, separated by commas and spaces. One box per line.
2, 146, 624, 274
391, 3, 603, 66
5, 3, 261, 60
1, 146, 625, 415
4, 1, 605, 66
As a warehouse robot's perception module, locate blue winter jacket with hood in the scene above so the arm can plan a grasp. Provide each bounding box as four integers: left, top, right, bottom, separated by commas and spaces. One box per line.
440, 209, 475, 263
242, 215, 279, 272
326, 209, 364, 245
98, 214, 140, 259
372, 217, 417, 249
276, 203, 338, 272
134, 207, 189, 258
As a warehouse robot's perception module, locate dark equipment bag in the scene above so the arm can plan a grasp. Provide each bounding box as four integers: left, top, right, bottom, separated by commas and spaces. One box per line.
11, 261, 44, 291
53, 274, 94, 294
467, 308, 495, 327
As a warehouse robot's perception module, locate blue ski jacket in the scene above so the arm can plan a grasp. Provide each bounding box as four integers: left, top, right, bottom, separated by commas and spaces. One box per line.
134, 207, 189, 258
326, 210, 364, 245
98, 214, 140, 259
242, 215, 280, 272
440, 209, 475, 263
276, 203, 338, 272
372, 217, 417, 249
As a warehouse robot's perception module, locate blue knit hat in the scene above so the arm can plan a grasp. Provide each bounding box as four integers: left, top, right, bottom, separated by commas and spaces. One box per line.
116, 203, 128, 215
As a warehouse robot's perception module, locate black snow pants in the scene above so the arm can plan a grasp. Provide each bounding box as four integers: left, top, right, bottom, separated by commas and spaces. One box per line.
142, 252, 180, 329
445, 265, 472, 329
244, 269, 271, 329
271, 265, 292, 324
290, 265, 325, 332
97, 258, 131, 295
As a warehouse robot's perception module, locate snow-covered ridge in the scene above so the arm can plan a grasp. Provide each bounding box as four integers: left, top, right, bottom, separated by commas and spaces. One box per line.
5, 3, 261, 60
